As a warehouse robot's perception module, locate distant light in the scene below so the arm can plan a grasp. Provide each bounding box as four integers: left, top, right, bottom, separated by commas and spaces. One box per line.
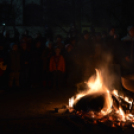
2, 23, 5, 26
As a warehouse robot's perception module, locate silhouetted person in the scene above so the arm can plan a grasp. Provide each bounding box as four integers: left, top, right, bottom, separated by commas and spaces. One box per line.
0, 44, 7, 89
54, 35, 64, 50
54, 35, 65, 54
2, 30, 11, 51
8, 43, 20, 89
20, 43, 30, 88
44, 25, 53, 41
75, 30, 94, 82
30, 41, 43, 88
68, 24, 78, 39
121, 26, 134, 75
64, 38, 77, 87
42, 41, 54, 88
50, 47, 65, 89
13, 27, 20, 42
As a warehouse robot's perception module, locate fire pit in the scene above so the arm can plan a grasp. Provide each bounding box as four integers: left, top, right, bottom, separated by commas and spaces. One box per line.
68, 69, 134, 129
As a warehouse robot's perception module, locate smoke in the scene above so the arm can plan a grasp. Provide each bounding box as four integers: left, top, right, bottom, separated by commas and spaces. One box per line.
76, 51, 122, 93
97, 52, 122, 93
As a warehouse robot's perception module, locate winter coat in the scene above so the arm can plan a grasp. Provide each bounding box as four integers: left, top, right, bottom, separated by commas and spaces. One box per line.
49, 55, 65, 72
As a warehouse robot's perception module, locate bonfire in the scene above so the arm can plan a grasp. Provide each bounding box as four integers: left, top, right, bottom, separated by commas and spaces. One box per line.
69, 69, 134, 128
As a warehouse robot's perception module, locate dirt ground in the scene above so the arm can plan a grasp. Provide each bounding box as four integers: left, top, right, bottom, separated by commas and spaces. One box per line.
0, 88, 134, 134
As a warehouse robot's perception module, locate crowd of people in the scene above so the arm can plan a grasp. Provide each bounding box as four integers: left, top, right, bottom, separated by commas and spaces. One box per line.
0, 25, 134, 90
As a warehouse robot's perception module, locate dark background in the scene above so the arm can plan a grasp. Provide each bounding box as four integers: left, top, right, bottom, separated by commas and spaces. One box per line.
0, 0, 133, 35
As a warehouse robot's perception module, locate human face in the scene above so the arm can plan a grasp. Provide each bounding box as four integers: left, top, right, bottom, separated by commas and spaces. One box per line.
55, 48, 61, 55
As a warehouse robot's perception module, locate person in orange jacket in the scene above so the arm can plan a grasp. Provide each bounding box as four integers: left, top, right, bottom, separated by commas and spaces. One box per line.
49, 47, 65, 89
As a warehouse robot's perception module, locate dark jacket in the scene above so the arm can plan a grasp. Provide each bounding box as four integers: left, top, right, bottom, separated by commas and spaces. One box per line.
20, 50, 30, 70
9, 50, 20, 71
121, 34, 134, 62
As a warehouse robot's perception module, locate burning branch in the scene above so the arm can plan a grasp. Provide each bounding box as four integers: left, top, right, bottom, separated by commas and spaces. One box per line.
68, 69, 134, 128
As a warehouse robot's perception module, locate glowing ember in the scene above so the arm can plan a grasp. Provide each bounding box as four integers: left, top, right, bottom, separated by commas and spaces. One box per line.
118, 107, 126, 122
68, 69, 134, 128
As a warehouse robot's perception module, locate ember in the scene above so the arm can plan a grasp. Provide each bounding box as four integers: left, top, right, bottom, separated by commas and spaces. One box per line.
69, 69, 134, 128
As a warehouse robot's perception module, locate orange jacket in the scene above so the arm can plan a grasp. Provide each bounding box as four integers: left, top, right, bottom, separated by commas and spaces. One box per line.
49, 55, 65, 72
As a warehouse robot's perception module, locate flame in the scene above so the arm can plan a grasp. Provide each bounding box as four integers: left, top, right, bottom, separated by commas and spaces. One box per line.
69, 69, 134, 127
112, 90, 118, 96
119, 107, 126, 122
69, 69, 113, 115
69, 97, 74, 108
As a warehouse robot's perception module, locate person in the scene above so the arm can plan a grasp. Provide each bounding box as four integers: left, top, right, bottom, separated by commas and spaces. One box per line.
121, 26, 134, 75
64, 38, 77, 87
44, 25, 53, 41
20, 43, 30, 88
100, 27, 116, 65
0, 44, 8, 89
101, 27, 122, 91
65, 37, 76, 52
2, 30, 11, 51
104, 27, 115, 52
13, 26, 20, 43
8, 43, 20, 89
68, 24, 78, 39
42, 41, 54, 88
30, 41, 43, 88
53, 35, 64, 51
0, 58, 7, 89
74, 30, 94, 82
49, 47, 65, 89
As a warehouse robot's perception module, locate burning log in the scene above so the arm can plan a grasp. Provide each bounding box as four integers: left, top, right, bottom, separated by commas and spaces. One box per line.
68, 69, 134, 129
73, 93, 105, 112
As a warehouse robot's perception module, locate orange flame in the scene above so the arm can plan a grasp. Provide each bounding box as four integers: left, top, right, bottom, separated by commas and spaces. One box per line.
69, 69, 113, 116
69, 69, 134, 126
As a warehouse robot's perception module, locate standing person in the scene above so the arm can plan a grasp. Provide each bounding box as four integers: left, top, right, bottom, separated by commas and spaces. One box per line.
121, 26, 134, 75
30, 41, 43, 88
8, 43, 20, 89
44, 25, 53, 42
42, 41, 54, 89
54, 35, 64, 52
104, 27, 115, 52
20, 43, 30, 88
0, 58, 7, 89
75, 30, 94, 82
68, 24, 78, 39
2, 30, 11, 51
0, 44, 7, 89
49, 47, 65, 89
64, 37, 76, 87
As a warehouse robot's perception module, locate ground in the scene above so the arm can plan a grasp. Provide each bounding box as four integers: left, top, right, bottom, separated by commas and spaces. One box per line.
0, 88, 134, 134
